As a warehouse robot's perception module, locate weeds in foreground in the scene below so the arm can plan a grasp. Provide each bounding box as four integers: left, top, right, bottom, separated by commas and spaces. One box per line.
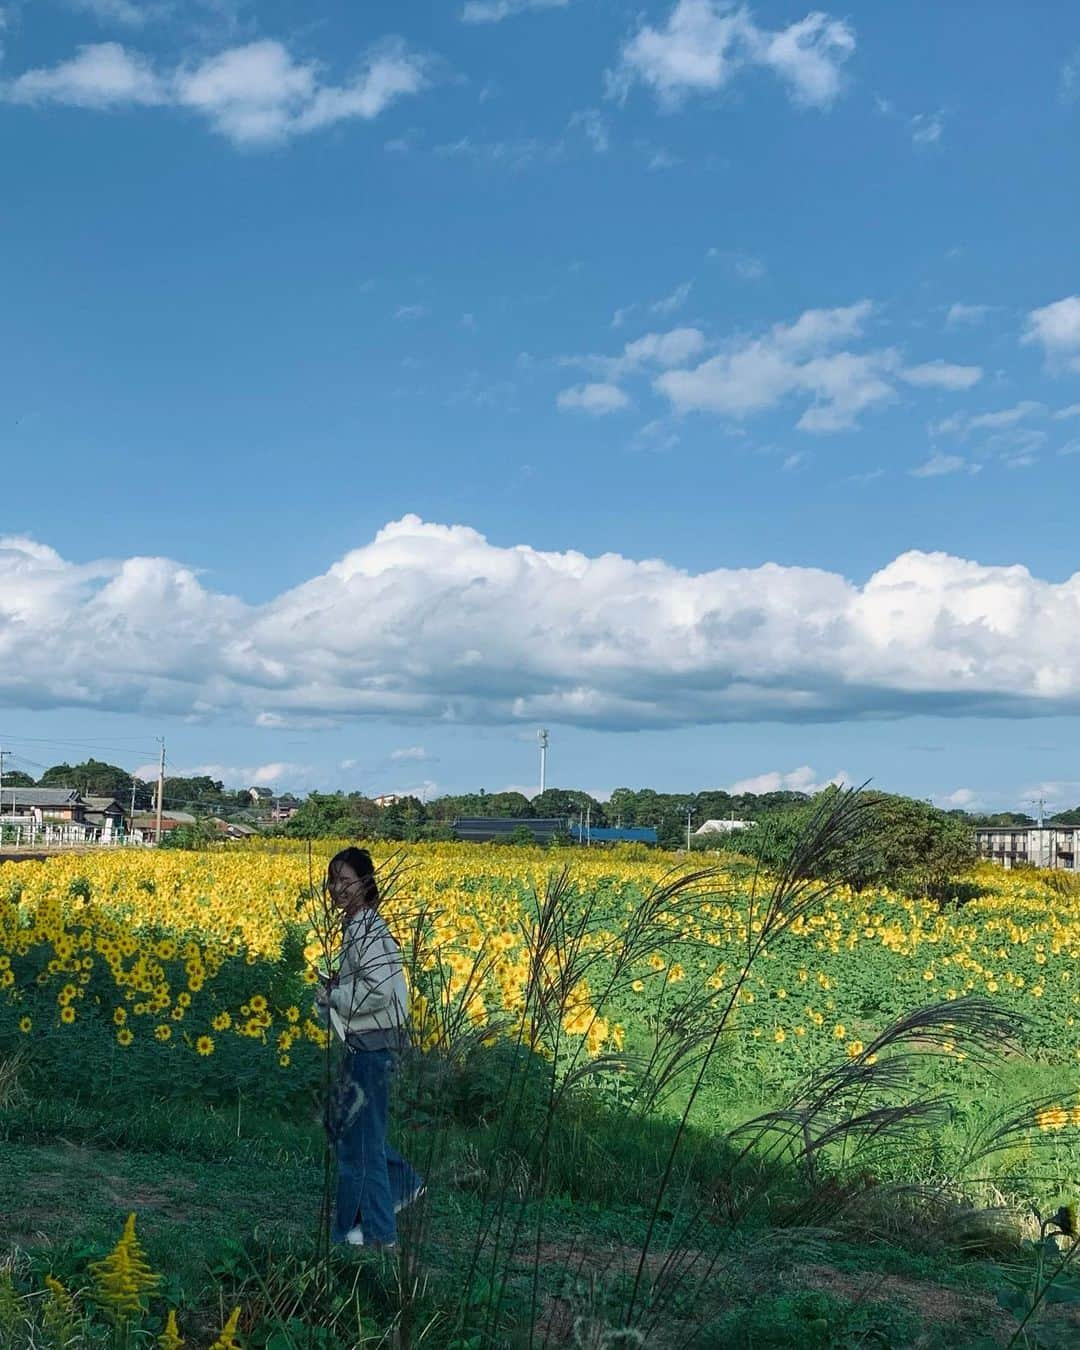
1000, 1203, 1080, 1349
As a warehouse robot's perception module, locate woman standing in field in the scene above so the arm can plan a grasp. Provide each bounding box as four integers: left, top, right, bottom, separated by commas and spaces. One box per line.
316, 846, 424, 1249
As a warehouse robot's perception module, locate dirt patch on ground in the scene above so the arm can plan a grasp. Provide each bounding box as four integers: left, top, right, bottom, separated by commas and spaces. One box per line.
794, 1261, 1011, 1342
522, 1235, 1080, 1348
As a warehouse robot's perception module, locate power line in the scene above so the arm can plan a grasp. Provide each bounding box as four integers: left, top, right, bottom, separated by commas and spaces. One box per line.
0, 734, 159, 762
0, 732, 159, 752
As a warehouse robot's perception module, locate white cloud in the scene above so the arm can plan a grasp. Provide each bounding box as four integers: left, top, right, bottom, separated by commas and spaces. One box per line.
910, 453, 973, 478
461, 0, 569, 22
394, 303, 429, 319
3, 41, 166, 108
9, 517, 1080, 731
569, 327, 707, 382
1, 37, 429, 146
611, 1, 855, 111
935, 402, 1045, 437
728, 766, 849, 795
1053, 403, 1080, 420
909, 110, 944, 146
556, 382, 631, 414
1022, 779, 1080, 806
733, 252, 766, 280
1062, 50, 1080, 103
651, 280, 692, 315
435, 134, 557, 168
164, 761, 304, 788
570, 107, 609, 152
645, 144, 680, 169
635, 418, 680, 452
945, 302, 991, 327
619, 327, 706, 371
1023, 295, 1080, 371
254, 711, 337, 729
655, 301, 898, 432
900, 360, 982, 390
753, 11, 855, 109
67, 0, 156, 27
939, 787, 978, 808
385, 777, 440, 802
390, 746, 430, 761
707, 248, 767, 280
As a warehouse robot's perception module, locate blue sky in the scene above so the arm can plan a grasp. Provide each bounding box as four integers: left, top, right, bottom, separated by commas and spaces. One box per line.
2, 0, 1080, 812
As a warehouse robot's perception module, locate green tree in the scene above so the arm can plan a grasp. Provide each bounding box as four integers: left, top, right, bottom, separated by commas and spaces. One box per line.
813, 791, 977, 901
531, 788, 607, 825
0, 770, 34, 788
38, 759, 147, 804
285, 792, 379, 838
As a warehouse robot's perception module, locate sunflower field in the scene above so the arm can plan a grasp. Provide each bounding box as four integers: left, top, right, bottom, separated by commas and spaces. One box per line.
1, 842, 1078, 1135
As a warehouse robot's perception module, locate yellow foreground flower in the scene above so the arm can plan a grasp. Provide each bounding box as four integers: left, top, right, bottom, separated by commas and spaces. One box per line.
88, 1212, 161, 1320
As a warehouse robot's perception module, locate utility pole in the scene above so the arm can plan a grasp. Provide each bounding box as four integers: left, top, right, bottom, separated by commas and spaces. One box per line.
586, 802, 591, 847
129, 779, 137, 837
155, 738, 165, 844
686, 805, 693, 853
538, 728, 549, 797
0, 745, 6, 840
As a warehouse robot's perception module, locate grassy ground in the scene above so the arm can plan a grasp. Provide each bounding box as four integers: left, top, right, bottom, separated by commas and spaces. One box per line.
3, 1074, 1078, 1349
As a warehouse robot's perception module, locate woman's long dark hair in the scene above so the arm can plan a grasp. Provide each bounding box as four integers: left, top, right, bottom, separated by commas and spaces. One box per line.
328, 846, 380, 915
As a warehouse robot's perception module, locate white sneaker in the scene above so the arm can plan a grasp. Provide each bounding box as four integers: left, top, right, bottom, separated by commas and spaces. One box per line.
395, 1184, 426, 1215
346, 1225, 396, 1252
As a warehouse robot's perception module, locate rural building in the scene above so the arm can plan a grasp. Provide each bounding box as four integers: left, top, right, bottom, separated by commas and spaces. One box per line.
130, 810, 198, 842
82, 797, 127, 836
212, 819, 260, 840
373, 794, 404, 807
0, 788, 87, 824
568, 824, 657, 845
695, 818, 756, 835
247, 786, 274, 805
451, 817, 567, 844
975, 825, 1080, 871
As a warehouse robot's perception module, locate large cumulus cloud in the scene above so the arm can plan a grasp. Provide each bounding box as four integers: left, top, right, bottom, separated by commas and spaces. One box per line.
3, 517, 1080, 728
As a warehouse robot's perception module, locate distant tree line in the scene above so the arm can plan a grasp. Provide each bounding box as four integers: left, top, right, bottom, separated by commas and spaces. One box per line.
6, 757, 1076, 903
277, 786, 817, 850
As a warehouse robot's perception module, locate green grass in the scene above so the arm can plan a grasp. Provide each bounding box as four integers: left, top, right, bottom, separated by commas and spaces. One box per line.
3, 1071, 1078, 1349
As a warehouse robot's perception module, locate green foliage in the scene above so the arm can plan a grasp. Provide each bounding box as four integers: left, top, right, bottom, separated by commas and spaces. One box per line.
743, 789, 978, 901
702, 1289, 917, 1348
996, 1204, 1080, 1347
37, 758, 151, 807
158, 818, 223, 850
284, 792, 379, 838
160, 774, 251, 815
404, 1038, 554, 1130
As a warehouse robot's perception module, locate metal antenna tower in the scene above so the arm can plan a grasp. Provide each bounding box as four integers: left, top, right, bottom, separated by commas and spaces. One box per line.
538, 728, 549, 797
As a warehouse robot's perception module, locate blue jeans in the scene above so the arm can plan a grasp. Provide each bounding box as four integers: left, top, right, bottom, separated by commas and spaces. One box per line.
329, 1048, 423, 1245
